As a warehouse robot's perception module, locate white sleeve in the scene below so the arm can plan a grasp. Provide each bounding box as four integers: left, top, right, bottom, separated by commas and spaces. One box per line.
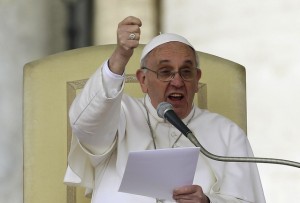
64, 60, 126, 195
102, 60, 125, 98
69, 60, 125, 154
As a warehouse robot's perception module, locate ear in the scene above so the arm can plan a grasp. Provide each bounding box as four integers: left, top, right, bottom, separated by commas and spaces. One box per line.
196, 69, 202, 81
136, 69, 148, 93
195, 69, 202, 92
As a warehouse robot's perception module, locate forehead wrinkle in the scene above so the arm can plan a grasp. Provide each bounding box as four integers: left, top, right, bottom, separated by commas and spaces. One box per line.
158, 59, 194, 66
158, 59, 170, 65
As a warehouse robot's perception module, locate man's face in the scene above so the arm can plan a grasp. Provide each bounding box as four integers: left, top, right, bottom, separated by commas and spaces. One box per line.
137, 42, 201, 119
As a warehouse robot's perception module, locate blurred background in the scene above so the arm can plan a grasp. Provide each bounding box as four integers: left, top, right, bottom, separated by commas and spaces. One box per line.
0, 0, 299, 202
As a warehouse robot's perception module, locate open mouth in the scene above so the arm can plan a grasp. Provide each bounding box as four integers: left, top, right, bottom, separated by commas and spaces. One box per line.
168, 93, 184, 101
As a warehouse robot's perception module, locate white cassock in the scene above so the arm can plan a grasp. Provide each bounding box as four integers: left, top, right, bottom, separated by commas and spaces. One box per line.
64, 61, 266, 203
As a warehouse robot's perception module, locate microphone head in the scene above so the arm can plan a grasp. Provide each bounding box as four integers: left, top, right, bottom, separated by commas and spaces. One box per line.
157, 102, 173, 118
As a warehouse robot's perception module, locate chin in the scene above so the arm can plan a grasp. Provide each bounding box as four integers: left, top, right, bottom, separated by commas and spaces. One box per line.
173, 108, 188, 119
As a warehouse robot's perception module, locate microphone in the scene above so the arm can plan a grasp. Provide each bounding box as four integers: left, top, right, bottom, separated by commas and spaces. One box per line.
157, 102, 300, 168
157, 102, 201, 148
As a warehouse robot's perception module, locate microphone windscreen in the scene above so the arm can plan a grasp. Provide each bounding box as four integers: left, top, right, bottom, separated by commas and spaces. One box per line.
157, 102, 173, 118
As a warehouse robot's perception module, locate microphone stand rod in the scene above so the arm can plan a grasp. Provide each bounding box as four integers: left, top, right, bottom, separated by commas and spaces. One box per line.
186, 132, 300, 168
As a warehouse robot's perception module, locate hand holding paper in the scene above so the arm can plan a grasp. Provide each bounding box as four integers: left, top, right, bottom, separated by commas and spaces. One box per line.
119, 147, 200, 201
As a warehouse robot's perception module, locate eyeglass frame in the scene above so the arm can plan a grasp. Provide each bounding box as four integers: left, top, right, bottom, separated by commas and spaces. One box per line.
140, 66, 199, 82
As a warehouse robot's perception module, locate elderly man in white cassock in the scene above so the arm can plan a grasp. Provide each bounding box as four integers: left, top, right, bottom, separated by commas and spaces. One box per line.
64, 16, 266, 203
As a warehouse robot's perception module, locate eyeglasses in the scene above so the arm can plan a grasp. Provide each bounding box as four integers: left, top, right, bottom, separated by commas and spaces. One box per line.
141, 67, 198, 82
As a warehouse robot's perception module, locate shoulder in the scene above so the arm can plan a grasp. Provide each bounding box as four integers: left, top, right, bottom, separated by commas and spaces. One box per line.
194, 108, 235, 127
192, 108, 249, 155
193, 107, 246, 139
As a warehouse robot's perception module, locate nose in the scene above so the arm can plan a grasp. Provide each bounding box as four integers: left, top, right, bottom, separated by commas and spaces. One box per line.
170, 72, 184, 87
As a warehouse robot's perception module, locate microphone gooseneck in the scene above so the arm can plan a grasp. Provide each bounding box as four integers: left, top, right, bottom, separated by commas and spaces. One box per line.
157, 102, 300, 168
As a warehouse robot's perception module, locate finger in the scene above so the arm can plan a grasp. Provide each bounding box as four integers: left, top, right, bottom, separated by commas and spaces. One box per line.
118, 16, 142, 39
118, 23, 141, 35
118, 26, 141, 39
117, 28, 141, 50
120, 16, 142, 27
173, 185, 200, 195
128, 33, 140, 41
173, 185, 206, 202
118, 31, 140, 47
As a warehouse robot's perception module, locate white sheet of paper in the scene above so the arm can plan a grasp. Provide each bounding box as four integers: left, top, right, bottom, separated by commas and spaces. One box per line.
118, 147, 200, 201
